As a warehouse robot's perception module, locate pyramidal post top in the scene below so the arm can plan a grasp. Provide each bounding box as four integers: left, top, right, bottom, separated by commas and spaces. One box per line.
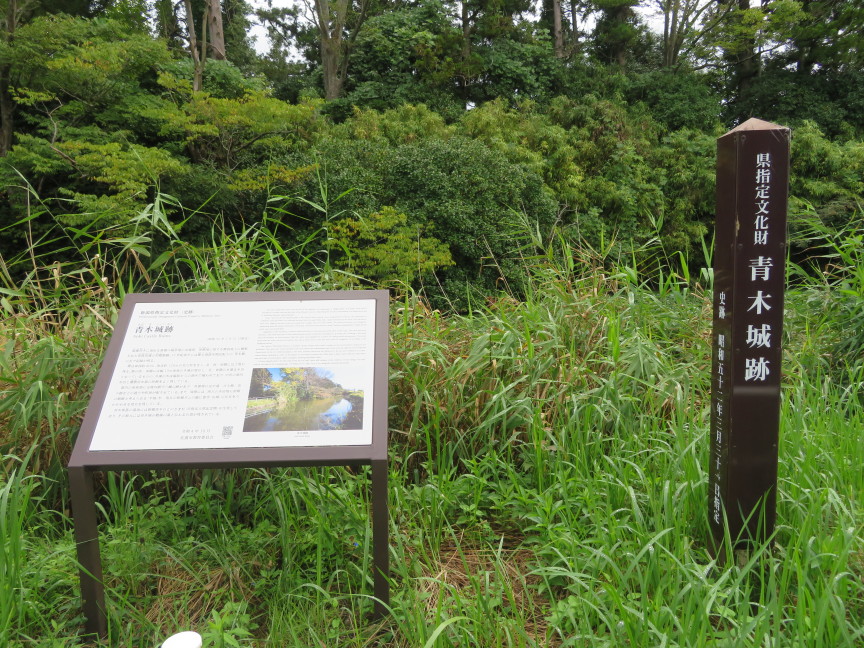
722, 117, 789, 136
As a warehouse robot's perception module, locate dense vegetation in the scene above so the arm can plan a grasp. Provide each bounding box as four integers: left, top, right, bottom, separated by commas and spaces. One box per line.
2, 0, 863, 304
0, 1, 862, 646
1, 214, 862, 646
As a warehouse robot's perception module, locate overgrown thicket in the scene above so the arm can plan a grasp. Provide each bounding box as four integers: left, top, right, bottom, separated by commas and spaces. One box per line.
2, 5, 864, 308
0, 207, 862, 646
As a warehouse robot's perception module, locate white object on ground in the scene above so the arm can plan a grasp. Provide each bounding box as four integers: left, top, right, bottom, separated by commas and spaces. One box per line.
161, 631, 203, 648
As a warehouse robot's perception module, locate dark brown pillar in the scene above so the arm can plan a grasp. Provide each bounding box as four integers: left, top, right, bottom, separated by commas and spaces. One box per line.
371, 459, 389, 618
69, 466, 107, 637
709, 118, 790, 553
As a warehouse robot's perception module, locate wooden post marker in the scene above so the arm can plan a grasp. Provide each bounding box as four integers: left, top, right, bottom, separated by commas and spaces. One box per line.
709, 118, 790, 553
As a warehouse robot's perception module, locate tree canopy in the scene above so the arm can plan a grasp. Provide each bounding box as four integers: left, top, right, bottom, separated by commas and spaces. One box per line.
1, 0, 861, 303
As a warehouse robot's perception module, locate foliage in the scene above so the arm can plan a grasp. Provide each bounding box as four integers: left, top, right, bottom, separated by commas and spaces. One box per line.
592, 0, 645, 65
725, 0, 864, 136
149, 78, 322, 169
737, 68, 864, 140
458, 98, 582, 205
3, 15, 172, 105
286, 125, 557, 306
271, 369, 303, 405
824, 223, 864, 371
159, 58, 267, 99
1, 6, 862, 292
624, 68, 723, 131
0, 15, 181, 233
793, 212, 864, 375
0, 18, 324, 251
343, 0, 466, 114
467, 27, 564, 104
378, 135, 557, 304
788, 121, 864, 236
0, 217, 862, 645
248, 368, 272, 398
333, 102, 452, 145
329, 206, 454, 285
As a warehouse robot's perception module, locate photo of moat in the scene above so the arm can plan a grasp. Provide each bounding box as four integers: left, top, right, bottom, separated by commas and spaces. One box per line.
243, 367, 365, 432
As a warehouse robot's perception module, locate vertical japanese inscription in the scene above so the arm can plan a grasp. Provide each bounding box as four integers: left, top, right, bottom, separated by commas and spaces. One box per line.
709, 119, 789, 551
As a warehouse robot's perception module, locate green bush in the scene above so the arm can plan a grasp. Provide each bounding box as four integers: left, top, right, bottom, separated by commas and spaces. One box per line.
625, 69, 723, 131
289, 129, 557, 306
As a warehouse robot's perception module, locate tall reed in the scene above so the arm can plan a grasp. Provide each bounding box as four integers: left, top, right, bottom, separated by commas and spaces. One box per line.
0, 192, 861, 646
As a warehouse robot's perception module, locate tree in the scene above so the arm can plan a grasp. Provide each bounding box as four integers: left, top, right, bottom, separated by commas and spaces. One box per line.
183, 0, 206, 90
221, 0, 258, 69
182, 0, 227, 91
101, 0, 151, 32
303, 0, 375, 99
153, 74, 321, 169
207, 0, 226, 59
278, 367, 313, 400
568, 0, 587, 53
538, 0, 567, 58
249, 368, 273, 397
538, 0, 592, 58
0, 0, 79, 155
343, 1, 466, 113
551, 0, 564, 57
0, 15, 188, 243
153, 0, 184, 50
696, 0, 864, 134
592, 0, 641, 66
0, 0, 19, 155
688, 0, 799, 101
718, 0, 759, 95
785, 0, 864, 75
652, 0, 715, 67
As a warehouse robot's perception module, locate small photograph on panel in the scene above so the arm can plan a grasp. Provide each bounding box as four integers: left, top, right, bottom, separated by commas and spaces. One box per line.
243, 367, 364, 432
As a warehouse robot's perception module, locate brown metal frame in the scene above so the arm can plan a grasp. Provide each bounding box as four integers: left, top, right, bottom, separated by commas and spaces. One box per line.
68, 290, 390, 637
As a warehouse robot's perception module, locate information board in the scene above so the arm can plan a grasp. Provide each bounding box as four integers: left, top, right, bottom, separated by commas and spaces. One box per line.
89, 298, 377, 451
68, 290, 390, 636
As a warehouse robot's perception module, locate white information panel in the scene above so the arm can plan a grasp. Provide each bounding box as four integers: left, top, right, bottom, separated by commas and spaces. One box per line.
89, 299, 377, 451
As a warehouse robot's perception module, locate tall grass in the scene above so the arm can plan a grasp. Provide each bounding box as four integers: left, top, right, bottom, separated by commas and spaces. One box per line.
0, 195, 861, 646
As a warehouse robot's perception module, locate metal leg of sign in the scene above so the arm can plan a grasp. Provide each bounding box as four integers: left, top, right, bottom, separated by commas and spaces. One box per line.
371, 459, 389, 619
69, 466, 107, 637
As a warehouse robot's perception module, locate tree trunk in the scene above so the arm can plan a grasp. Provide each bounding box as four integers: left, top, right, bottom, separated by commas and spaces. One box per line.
1, 0, 17, 156
155, 0, 183, 49
183, 0, 204, 91
726, 0, 760, 95
206, 0, 226, 60
613, 4, 630, 66
598, 1, 636, 67
662, 0, 672, 66
321, 35, 343, 100
0, 65, 14, 157
552, 0, 564, 58
792, 0, 816, 74
313, 0, 351, 100
461, 1, 471, 59
570, 0, 580, 54
662, 0, 685, 67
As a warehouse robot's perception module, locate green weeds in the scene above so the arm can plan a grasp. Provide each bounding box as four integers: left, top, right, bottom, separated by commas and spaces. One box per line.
0, 203, 861, 646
